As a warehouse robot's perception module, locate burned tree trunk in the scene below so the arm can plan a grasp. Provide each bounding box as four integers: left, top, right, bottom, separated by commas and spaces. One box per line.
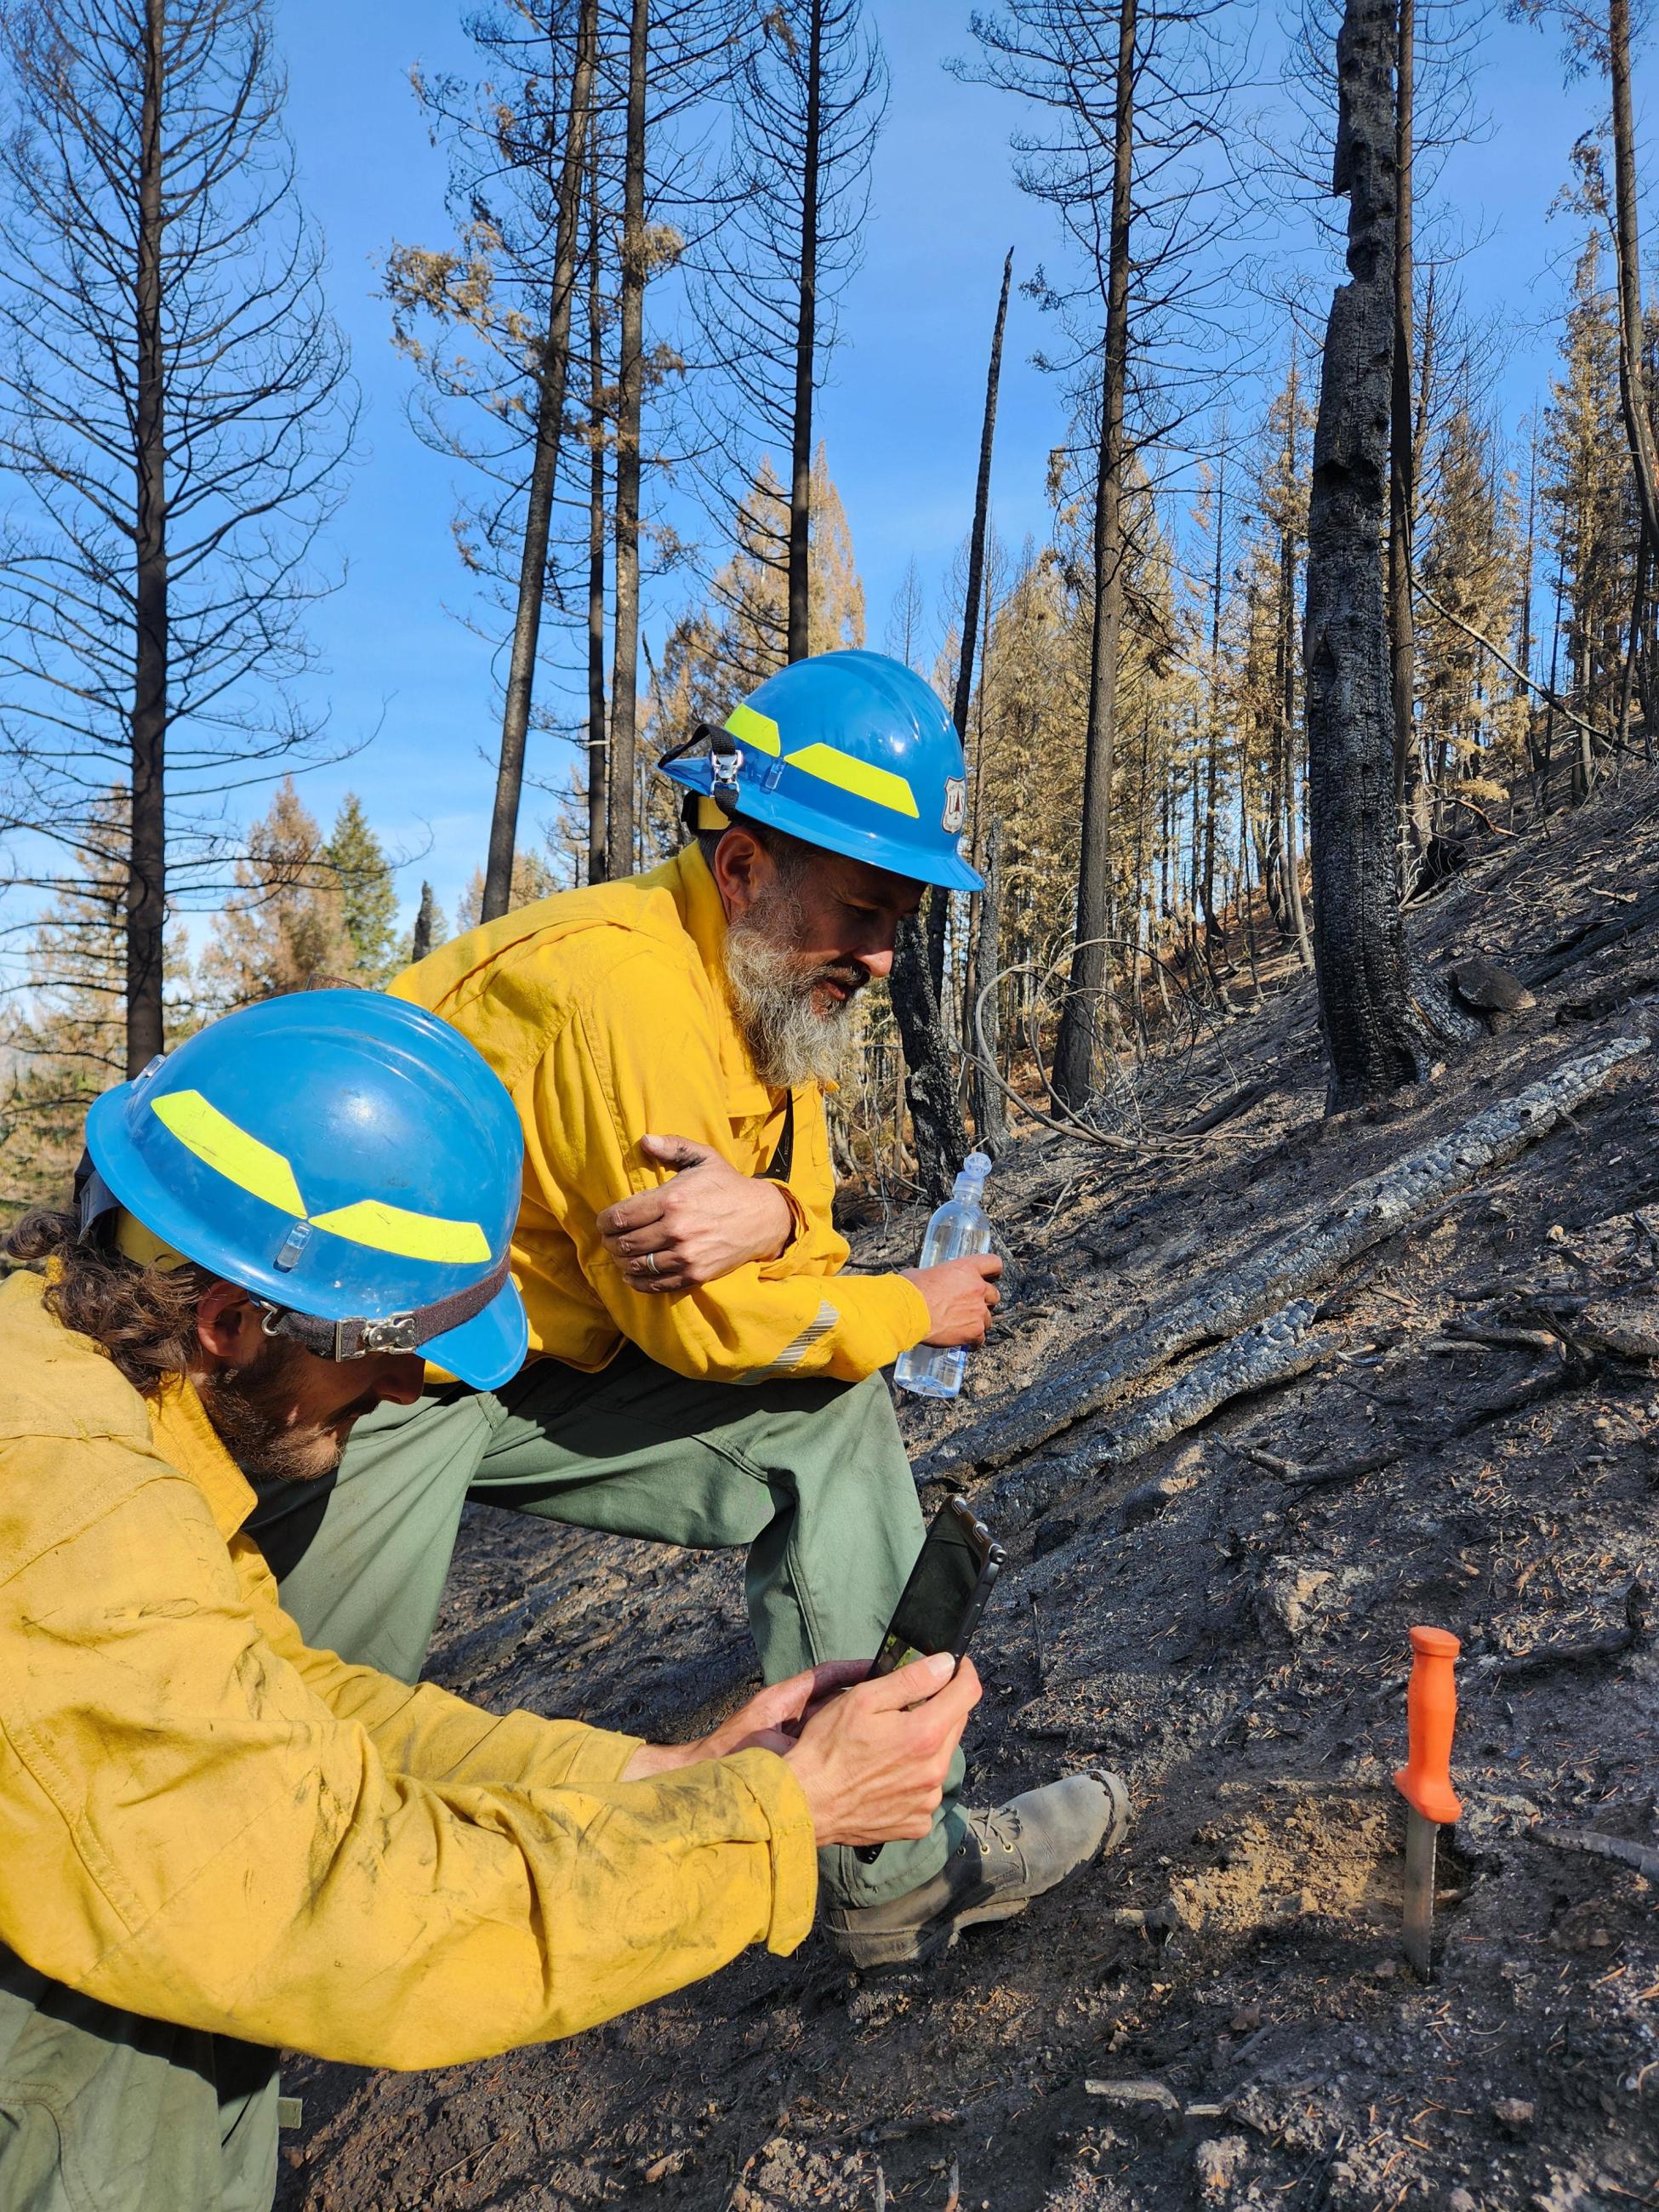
607, 0, 648, 877
128, 0, 167, 1069
1052, 0, 1137, 1111
785, 0, 822, 664
482, 0, 596, 923
970, 817, 1006, 1148
1608, 0, 1659, 550
1387, 0, 1417, 841
926, 247, 1015, 1001
585, 150, 609, 887
890, 915, 967, 1202
1304, 0, 1462, 1112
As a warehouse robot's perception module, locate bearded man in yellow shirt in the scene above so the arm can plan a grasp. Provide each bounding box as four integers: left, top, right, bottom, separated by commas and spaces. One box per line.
246, 653, 1129, 1970
0, 989, 978, 2212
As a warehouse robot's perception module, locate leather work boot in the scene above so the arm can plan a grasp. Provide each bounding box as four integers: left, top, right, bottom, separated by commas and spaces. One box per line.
823, 1770, 1131, 1970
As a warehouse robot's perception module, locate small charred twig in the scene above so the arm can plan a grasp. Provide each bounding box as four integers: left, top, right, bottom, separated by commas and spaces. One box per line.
1486, 1576, 1650, 1682
1183, 1077, 1275, 1136
942, 2155, 961, 2212
1443, 1319, 1567, 1356
1529, 1825, 1659, 1881
1283, 1442, 1405, 1491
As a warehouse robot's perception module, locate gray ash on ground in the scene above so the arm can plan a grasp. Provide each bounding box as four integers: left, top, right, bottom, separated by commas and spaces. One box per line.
277, 774, 1659, 2211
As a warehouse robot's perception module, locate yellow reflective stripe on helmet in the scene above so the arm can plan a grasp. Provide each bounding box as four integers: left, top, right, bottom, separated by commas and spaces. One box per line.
784, 742, 920, 819
150, 1091, 491, 1265
723, 701, 782, 755
309, 1199, 492, 1265
151, 1091, 306, 1217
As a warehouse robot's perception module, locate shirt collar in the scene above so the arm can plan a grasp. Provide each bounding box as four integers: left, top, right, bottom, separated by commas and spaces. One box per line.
150, 1376, 258, 1542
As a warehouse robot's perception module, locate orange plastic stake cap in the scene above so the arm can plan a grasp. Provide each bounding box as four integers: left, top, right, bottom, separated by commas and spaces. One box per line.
1393, 1624, 1464, 1826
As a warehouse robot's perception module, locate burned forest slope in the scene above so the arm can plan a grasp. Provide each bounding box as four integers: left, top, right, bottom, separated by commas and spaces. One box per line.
277, 774, 1659, 2212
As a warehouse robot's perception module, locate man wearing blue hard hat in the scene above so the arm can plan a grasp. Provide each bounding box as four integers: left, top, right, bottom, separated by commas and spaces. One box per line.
0, 988, 978, 2212
248, 650, 1129, 1971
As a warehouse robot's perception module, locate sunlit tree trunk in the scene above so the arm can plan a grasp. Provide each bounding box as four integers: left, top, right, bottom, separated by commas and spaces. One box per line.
128, 0, 167, 1069
1609, 0, 1659, 549
1306, 0, 1467, 1110
482, 0, 596, 923
585, 155, 608, 887
786, 0, 822, 662
1053, 0, 1137, 1109
927, 247, 1015, 998
607, 0, 648, 875
1387, 0, 1416, 863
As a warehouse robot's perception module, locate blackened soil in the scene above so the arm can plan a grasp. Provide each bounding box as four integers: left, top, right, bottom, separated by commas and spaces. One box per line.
278, 776, 1659, 2211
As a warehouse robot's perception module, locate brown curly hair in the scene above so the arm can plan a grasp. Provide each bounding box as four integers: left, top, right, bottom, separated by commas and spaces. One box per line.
4, 1208, 215, 1399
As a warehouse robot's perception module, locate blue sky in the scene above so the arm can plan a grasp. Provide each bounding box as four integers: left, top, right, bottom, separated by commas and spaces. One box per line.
270, 0, 1628, 928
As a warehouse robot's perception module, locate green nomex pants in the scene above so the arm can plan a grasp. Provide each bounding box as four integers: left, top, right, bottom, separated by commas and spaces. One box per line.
246, 1345, 966, 1911
0, 1946, 277, 2212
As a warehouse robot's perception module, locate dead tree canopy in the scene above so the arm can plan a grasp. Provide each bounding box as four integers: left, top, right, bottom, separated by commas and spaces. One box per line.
1303, 0, 1469, 1113
0, 0, 354, 1071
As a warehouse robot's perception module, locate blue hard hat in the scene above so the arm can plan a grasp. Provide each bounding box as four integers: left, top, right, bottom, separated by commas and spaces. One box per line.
83, 989, 528, 1389
659, 649, 985, 892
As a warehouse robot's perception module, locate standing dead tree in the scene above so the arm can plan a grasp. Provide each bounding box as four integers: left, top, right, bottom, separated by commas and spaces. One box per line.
889, 254, 1014, 1199
1303, 0, 1473, 1111
1388, 0, 1417, 824
0, 0, 354, 1071
924, 246, 1016, 1003
691, 0, 886, 671
961, 0, 1246, 1113
606, 0, 649, 873
1519, 0, 1659, 761
386, 0, 599, 924
488, 0, 598, 922
1605, 0, 1659, 741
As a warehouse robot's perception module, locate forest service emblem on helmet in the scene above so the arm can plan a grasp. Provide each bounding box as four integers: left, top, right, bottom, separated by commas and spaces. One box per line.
941, 777, 967, 835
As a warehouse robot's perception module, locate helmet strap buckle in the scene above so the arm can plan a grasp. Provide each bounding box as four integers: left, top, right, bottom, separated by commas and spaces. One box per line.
353, 1312, 419, 1357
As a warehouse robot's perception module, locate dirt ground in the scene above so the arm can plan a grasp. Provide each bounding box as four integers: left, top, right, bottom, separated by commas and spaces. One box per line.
275, 772, 1659, 2212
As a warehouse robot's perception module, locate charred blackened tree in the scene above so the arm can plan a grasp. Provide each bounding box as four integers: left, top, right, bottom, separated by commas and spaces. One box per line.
0, 0, 353, 1069
607, 0, 649, 874
693, 0, 886, 667
1387, 0, 1417, 831
889, 251, 1013, 1199
889, 921, 966, 1200
923, 246, 1015, 1002
483, 0, 598, 922
1304, 0, 1471, 1111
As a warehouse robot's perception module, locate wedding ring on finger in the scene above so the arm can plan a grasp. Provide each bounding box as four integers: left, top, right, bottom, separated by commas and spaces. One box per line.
643, 1251, 659, 1276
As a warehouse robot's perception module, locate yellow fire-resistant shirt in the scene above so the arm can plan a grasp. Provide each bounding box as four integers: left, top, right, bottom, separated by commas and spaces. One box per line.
0, 1271, 816, 2069
391, 844, 932, 1383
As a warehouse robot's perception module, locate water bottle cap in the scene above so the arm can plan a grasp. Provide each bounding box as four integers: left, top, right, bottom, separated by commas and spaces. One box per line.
963, 1151, 991, 1178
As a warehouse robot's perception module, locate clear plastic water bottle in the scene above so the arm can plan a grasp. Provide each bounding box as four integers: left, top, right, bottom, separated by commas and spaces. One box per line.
894, 1152, 995, 1400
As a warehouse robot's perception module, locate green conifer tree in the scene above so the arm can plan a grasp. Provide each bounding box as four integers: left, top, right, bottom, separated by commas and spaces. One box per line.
323, 795, 399, 983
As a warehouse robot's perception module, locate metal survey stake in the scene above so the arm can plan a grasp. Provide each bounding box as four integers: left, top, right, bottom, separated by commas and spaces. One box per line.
1392, 1626, 1463, 1981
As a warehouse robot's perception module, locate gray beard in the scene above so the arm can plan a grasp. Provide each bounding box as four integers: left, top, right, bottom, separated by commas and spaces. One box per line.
722, 892, 858, 1089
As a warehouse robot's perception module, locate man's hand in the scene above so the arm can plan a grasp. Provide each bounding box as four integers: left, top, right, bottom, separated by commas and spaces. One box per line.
619, 1662, 868, 1779
619, 1654, 979, 1848
784, 1652, 981, 1846
597, 1133, 794, 1292
902, 1253, 1003, 1346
